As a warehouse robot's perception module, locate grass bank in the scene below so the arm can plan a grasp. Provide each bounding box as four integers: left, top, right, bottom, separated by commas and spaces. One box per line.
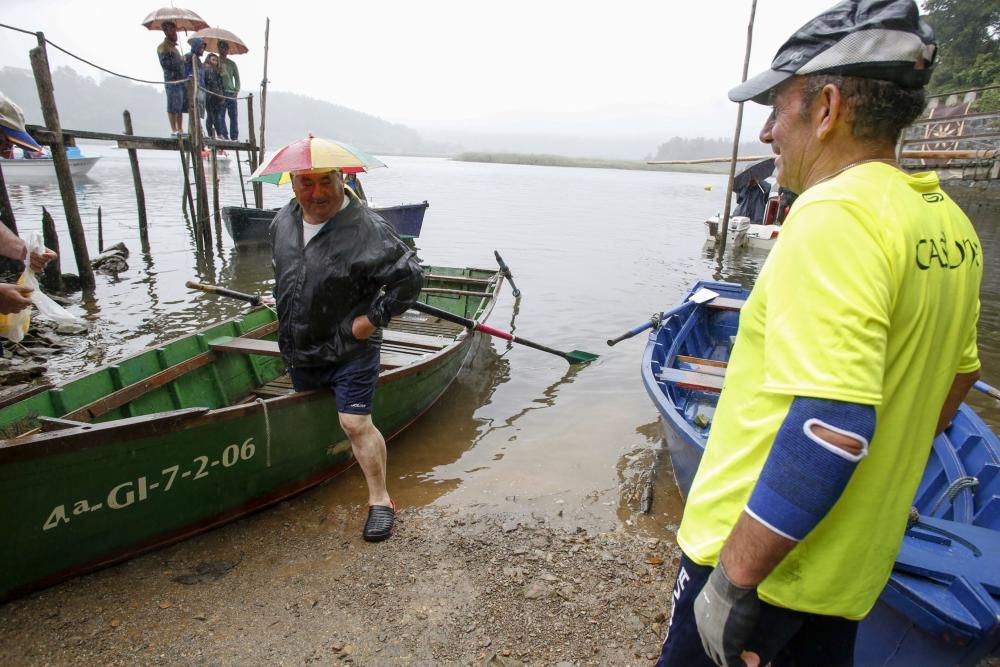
452, 152, 731, 174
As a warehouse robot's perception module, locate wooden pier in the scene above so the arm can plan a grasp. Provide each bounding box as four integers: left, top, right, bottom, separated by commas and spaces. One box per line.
0, 29, 268, 291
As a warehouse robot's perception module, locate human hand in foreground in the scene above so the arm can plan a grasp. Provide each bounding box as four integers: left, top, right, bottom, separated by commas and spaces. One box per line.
29, 247, 57, 273
694, 561, 761, 667
0, 284, 33, 314
351, 314, 376, 340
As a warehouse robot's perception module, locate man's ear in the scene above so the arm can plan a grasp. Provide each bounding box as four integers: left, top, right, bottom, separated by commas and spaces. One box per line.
815, 84, 842, 141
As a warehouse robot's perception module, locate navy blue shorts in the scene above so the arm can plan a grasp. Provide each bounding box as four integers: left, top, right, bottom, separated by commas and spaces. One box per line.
288, 348, 381, 415
165, 83, 187, 114
658, 552, 859, 667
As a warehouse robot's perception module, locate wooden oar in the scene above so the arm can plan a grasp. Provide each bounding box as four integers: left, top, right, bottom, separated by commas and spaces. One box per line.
186, 281, 263, 306
185, 281, 598, 364
974, 380, 1000, 402
411, 301, 598, 364
606, 288, 719, 347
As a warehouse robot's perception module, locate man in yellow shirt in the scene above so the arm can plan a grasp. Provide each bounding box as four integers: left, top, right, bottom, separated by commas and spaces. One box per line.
657, 2, 982, 666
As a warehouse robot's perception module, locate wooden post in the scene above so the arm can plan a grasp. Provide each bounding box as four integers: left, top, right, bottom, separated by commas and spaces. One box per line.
718, 0, 757, 258
236, 150, 249, 207
258, 17, 271, 199
188, 67, 212, 252
29, 33, 94, 289
97, 206, 103, 252
210, 145, 222, 245
122, 110, 149, 253
247, 94, 262, 208
0, 165, 16, 234
177, 135, 196, 224
40, 206, 62, 292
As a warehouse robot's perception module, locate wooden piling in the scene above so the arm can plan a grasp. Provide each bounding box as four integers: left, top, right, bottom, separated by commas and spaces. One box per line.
210, 145, 222, 245
247, 94, 262, 208
40, 206, 62, 292
176, 135, 196, 224
188, 71, 212, 252
0, 165, 16, 234
258, 18, 271, 194
718, 0, 757, 258
97, 206, 103, 253
236, 150, 248, 207
29, 33, 94, 290
122, 110, 149, 253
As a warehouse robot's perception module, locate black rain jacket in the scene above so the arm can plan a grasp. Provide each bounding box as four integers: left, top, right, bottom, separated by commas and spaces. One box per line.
270, 198, 423, 368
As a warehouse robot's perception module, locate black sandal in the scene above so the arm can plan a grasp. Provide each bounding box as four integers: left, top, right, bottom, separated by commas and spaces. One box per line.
363, 500, 396, 542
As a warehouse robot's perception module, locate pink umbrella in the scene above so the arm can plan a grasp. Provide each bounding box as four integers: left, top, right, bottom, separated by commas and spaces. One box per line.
141, 7, 209, 32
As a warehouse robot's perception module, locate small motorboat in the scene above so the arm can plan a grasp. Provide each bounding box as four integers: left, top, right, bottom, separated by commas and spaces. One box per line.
0, 146, 99, 182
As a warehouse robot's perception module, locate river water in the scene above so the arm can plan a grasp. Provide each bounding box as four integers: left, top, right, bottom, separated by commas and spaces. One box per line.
5, 145, 999, 538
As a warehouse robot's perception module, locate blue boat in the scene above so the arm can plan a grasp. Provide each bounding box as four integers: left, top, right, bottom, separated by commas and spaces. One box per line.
640, 280, 1000, 666
221, 200, 429, 246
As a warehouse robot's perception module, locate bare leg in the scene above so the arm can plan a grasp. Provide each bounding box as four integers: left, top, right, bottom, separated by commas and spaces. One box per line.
339, 412, 391, 507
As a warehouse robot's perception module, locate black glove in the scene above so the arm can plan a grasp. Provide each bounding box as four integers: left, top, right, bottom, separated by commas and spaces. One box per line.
693, 561, 760, 666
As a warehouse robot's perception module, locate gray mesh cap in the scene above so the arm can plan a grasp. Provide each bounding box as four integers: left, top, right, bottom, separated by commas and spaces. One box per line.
729, 0, 936, 104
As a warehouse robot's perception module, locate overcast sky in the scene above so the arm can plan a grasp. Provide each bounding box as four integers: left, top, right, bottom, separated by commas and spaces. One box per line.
2, 0, 843, 140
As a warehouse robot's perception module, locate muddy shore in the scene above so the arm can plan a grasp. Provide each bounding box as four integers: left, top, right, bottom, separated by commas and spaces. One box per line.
0, 499, 678, 666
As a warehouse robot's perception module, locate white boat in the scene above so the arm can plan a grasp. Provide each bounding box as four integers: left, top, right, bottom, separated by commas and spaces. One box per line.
0, 147, 99, 183
703, 188, 784, 251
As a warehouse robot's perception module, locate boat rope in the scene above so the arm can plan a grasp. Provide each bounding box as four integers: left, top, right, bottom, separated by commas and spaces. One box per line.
255, 397, 272, 467
928, 475, 979, 516
0, 22, 251, 96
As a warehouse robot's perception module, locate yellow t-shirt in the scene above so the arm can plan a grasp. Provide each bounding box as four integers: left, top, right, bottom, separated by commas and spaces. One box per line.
677, 163, 982, 619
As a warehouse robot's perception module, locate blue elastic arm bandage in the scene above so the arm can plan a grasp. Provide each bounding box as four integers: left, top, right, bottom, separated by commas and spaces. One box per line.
746, 397, 876, 541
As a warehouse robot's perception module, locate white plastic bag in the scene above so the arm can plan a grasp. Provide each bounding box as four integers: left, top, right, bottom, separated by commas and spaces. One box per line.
25, 232, 85, 329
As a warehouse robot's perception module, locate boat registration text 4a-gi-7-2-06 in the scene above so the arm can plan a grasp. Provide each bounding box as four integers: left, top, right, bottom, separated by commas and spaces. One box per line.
41, 437, 258, 532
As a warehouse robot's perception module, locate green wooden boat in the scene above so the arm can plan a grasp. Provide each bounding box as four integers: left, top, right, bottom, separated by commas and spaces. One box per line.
0, 266, 502, 603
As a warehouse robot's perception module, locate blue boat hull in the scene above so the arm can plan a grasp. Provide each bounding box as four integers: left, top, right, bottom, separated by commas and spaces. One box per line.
222, 201, 429, 245
641, 280, 1000, 666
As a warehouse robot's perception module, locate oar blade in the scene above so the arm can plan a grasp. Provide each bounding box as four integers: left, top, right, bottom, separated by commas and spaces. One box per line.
565, 350, 600, 364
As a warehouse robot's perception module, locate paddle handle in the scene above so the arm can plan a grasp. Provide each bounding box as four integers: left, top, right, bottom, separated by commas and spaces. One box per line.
974, 380, 1000, 401
411, 301, 575, 362
494, 250, 521, 298
607, 301, 697, 347
186, 281, 262, 306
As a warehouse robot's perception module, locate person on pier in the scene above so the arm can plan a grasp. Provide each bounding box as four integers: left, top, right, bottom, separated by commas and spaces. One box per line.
270, 168, 423, 542
657, 2, 982, 666
218, 41, 241, 141
155, 21, 186, 135
203, 53, 226, 141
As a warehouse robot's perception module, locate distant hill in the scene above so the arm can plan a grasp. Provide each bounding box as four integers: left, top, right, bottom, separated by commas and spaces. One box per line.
0, 66, 456, 155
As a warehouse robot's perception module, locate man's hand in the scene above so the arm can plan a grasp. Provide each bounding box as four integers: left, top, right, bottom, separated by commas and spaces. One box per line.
693, 561, 760, 666
0, 284, 33, 314
29, 247, 56, 273
351, 314, 377, 340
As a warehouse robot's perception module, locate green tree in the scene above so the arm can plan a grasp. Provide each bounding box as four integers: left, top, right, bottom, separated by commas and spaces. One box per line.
922, 0, 1000, 108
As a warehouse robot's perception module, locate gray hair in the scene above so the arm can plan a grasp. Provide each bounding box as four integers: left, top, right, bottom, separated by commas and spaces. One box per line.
800, 75, 926, 144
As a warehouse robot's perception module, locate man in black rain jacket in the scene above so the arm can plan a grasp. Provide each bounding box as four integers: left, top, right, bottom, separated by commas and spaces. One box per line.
271, 168, 423, 542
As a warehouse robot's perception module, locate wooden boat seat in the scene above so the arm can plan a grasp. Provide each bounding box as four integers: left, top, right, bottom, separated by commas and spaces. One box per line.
660, 355, 731, 391
658, 368, 724, 392
676, 355, 727, 376
706, 297, 745, 311
208, 336, 430, 371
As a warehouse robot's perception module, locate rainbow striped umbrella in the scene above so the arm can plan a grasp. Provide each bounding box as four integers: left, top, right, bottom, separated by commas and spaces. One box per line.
249, 135, 386, 185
